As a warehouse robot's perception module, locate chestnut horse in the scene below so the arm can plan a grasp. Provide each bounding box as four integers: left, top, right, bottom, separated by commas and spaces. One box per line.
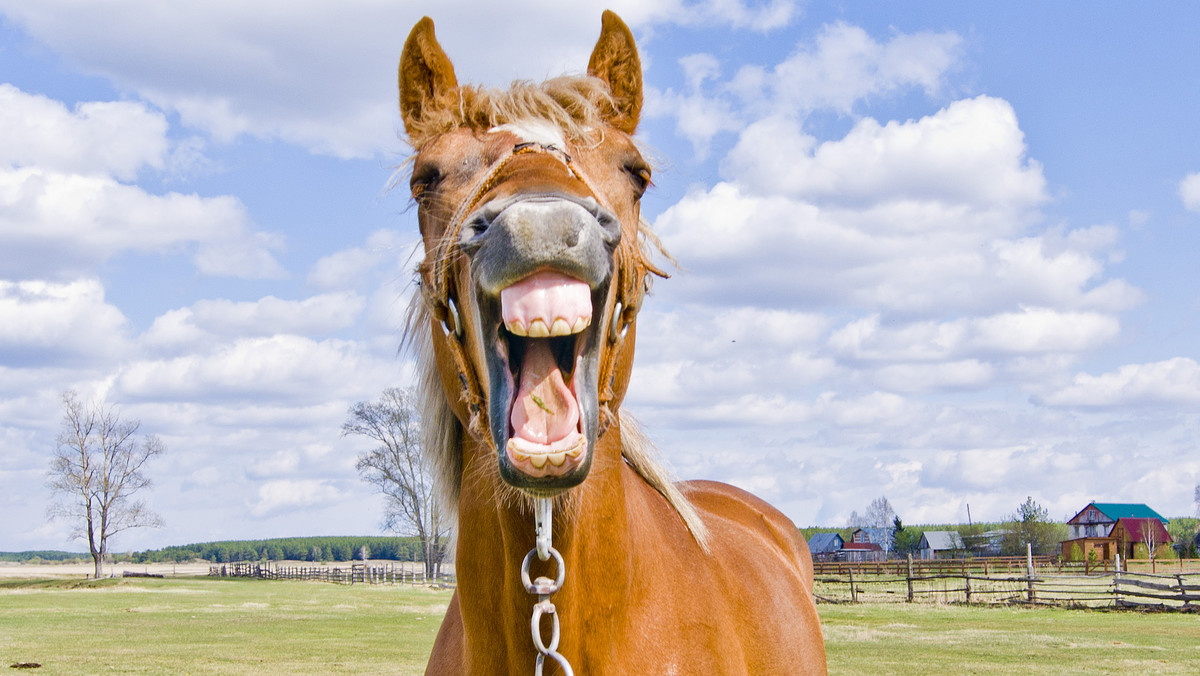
399, 11, 826, 675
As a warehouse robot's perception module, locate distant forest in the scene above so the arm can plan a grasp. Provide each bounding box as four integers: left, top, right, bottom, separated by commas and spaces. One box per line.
2, 536, 429, 564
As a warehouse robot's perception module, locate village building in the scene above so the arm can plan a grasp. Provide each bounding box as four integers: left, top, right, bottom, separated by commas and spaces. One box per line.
806, 532, 844, 562
1060, 502, 1171, 562
917, 531, 966, 560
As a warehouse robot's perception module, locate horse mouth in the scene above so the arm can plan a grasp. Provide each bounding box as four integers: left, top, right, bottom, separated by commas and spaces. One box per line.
485, 270, 601, 493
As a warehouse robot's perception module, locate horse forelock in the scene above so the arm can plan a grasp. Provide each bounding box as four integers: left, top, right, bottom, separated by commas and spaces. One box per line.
403, 76, 618, 149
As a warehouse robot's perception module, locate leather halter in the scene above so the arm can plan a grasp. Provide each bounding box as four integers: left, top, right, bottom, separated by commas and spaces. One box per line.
418, 140, 651, 447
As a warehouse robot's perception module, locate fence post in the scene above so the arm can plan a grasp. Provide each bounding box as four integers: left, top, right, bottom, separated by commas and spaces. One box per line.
1113, 552, 1122, 606
906, 554, 914, 603
1026, 543, 1035, 604
964, 572, 972, 605
848, 568, 857, 603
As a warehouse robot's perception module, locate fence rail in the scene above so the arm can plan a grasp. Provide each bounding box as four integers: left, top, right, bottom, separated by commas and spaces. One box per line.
208, 561, 455, 587
814, 556, 1200, 610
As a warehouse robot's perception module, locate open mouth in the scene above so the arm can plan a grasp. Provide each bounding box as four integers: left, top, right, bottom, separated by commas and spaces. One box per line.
494, 271, 594, 486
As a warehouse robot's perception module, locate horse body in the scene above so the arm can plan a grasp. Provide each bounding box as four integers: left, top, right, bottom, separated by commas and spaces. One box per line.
398, 11, 826, 674
427, 428, 824, 675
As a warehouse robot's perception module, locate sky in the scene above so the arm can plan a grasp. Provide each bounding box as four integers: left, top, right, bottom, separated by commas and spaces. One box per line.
3, 0, 1200, 553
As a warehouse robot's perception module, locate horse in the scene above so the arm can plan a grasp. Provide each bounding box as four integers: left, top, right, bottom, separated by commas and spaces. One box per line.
398, 11, 827, 675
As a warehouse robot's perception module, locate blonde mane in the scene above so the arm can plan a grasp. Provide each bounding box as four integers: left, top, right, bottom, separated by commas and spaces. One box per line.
404, 76, 623, 149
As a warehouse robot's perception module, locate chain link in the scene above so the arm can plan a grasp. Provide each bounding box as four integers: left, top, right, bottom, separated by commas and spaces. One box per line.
522, 498, 574, 676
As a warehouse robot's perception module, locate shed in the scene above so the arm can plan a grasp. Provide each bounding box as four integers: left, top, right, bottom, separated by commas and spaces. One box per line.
917, 531, 965, 560
806, 532, 844, 562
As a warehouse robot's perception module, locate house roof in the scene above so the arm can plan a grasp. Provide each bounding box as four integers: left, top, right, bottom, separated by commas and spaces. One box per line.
807, 532, 844, 553
919, 531, 965, 551
1113, 518, 1173, 544
1069, 502, 1168, 525
843, 542, 882, 552
852, 527, 893, 545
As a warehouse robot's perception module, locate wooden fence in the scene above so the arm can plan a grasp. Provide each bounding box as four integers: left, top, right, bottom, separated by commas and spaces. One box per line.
208, 561, 455, 587
814, 556, 1200, 610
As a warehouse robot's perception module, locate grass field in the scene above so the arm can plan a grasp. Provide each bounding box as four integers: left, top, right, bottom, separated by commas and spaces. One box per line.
2, 576, 1198, 674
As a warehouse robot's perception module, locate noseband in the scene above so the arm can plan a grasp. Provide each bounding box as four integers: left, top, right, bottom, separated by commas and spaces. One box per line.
419, 140, 652, 445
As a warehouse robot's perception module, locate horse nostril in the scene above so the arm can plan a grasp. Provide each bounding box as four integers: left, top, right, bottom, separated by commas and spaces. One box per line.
460, 213, 491, 251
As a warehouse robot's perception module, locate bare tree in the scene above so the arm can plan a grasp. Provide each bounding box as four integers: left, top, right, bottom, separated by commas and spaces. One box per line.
46, 391, 165, 578
864, 495, 896, 559
1137, 519, 1160, 563
343, 387, 448, 578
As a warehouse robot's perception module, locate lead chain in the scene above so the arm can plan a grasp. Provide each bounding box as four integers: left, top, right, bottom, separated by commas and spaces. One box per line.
521, 497, 573, 676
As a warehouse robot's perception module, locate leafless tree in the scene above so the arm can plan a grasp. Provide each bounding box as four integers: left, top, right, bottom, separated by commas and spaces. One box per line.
46, 391, 165, 578
1137, 519, 1161, 563
864, 495, 896, 559
343, 387, 448, 578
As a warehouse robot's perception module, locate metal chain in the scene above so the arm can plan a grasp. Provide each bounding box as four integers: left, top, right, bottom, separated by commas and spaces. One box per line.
521, 497, 574, 676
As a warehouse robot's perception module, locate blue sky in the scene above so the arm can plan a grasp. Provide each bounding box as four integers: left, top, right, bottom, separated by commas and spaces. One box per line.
3, 1, 1199, 553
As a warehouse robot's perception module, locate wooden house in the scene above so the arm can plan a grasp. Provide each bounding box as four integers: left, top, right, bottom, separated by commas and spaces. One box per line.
1060, 501, 1170, 562
806, 532, 845, 562
917, 531, 966, 560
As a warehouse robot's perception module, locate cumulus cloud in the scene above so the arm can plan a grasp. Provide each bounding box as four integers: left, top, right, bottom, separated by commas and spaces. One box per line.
0, 0, 799, 158
0, 279, 130, 366
0, 84, 167, 180
740, 22, 962, 114
308, 229, 414, 291
1040, 357, 1200, 408
727, 97, 1045, 208
141, 292, 366, 354
0, 84, 286, 281
0, 166, 285, 279
249, 479, 343, 518
1180, 171, 1200, 213
114, 335, 396, 405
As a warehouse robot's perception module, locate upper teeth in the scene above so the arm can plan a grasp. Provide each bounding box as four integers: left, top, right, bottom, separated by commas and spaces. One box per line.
507, 315, 590, 337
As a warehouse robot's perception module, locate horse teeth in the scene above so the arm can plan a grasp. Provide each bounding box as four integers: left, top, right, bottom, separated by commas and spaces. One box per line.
528, 319, 550, 337
566, 446, 582, 458
507, 320, 527, 336
548, 452, 567, 467
550, 318, 572, 336
572, 317, 590, 333
529, 454, 548, 469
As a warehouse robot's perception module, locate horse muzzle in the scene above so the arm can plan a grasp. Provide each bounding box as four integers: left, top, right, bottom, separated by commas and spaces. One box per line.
460, 193, 622, 494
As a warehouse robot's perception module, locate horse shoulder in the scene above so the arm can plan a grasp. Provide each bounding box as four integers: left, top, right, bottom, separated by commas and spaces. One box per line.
676, 479, 826, 673
424, 591, 465, 675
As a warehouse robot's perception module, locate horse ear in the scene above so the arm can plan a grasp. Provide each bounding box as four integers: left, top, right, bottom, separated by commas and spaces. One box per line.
399, 17, 459, 142
587, 11, 642, 134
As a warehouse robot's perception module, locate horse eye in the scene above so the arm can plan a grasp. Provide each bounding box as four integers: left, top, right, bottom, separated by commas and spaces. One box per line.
410, 164, 443, 201
625, 161, 652, 197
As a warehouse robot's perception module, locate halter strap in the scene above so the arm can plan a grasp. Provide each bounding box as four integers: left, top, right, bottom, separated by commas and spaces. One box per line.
419, 140, 655, 444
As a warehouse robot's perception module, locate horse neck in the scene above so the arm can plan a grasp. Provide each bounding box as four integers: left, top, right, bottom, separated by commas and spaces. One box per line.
454, 419, 638, 668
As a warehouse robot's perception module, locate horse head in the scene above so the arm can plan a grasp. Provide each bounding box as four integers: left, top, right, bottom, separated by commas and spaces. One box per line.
399, 12, 661, 497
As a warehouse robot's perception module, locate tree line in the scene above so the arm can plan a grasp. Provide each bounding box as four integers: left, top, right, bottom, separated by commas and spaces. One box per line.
127, 536, 432, 564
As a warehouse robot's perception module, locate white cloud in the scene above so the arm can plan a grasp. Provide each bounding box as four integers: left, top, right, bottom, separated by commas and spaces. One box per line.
1040, 357, 1200, 408
0, 279, 130, 365
114, 335, 397, 404
1180, 171, 1200, 213
726, 97, 1045, 209
0, 1, 799, 159
308, 229, 413, 291
0, 84, 167, 180
750, 22, 962, 114
141, 292, 365, 353
0, 167, 285, 280
249, 479, 343, 518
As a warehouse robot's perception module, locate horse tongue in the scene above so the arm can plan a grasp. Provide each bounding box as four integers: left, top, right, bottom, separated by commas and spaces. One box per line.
511, 340, 579, 445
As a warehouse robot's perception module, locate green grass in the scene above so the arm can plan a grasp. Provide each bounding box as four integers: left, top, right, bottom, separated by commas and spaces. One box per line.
0, 577, 447, 674
820, 603, 1200, 675
3, 577, 1199, 674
